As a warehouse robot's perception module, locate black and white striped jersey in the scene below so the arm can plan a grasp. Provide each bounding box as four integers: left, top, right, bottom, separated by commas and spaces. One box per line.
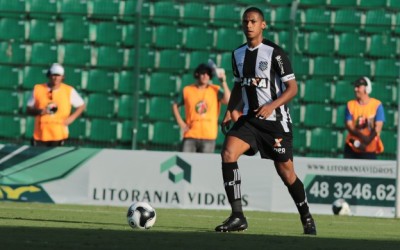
232, 39, 296, 123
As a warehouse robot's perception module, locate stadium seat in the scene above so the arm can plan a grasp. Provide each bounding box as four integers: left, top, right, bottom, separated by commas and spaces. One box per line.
292, 127, 307, 154
187, 51, 217, 70
121, 0, 151, 22
92, 21, 123, 46
27, 0, 58, 19
297, 0, 326, 6
370, 82, 396, 107
308, 128, 339, 154
332, 9, 362, 32
63, 67, 84, 90
300, 8, 332, 32
312, 56, 340, 79
395, 13, 400, 35
306, 32, 335, 56
380, 130, 397, 155
237, 0, 266, 4
329, 0, 357, 7
333, 105, 346, 129
289, 104, 302, 126
0, 0, 26, 18
147, 72, 178, 97
368, 34, 396, 58
271, 7, 291, 30
0, 90, 20, 115
214, 28, 244, 52
152, 1, 181, 25
218, 52, 232, 72
343, 57, 372, 81
85, 69, 115, 93
117, 95, 147, 120
149, 121, 181, 147
363, 9, 392, 34
157, 49, 187, 72
358, 0, 387, 9
123, 24, 153, 47
185, 26, 214, 50
85, 93, 115, 118
181, 2, 211, 26
154, 25, 184, 49
292, 55, 310, 78
374, 58, 400, 79
88, 118, 118, 143
212, 4, 242, 28
301, 79, 331, 104
61, 17, 90, 43
116, 71, 147, 95
89, 0, 120, 20
24, 115, 34, 139
332, 80, 355, 104
388, 0, 400, 10
147, 96, 175, 122
266, 0, 293, 5
0, 65, 19, 90
68, 117, 87, 140
0, 18, 25, 42
337, 32, 367, 57
0, 115, 23, 139
121, 121, 150, 145
28, 19, 57, 42
303, 104, 333, 127
126, 47, 156, 69
0, 42, 26, 64
29, 43, 59, 65
95, 46, 125, 68
61, 43, 91, 67
59, 0, 87, 17
180, 73, 195, 90
383, 108, 396, 130
22, 66, 47, 90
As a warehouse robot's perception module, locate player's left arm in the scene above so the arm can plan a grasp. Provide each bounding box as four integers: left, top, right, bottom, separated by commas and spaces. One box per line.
64, 89, 86, 126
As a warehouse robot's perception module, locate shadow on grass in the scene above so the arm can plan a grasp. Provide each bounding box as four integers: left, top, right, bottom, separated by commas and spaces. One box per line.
1, 226, 399, 250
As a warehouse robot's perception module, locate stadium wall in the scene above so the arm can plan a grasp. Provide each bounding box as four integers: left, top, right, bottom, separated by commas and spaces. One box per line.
0, 144, 396, 218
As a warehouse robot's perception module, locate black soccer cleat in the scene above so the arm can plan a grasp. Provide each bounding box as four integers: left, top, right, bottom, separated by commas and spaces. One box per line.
301, 214, 317, 235
215, 215, 248, 232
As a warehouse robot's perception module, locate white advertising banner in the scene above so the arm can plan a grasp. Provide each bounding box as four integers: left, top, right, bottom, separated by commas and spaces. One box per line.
0, 145, 395, 218
44, 150, 397, 218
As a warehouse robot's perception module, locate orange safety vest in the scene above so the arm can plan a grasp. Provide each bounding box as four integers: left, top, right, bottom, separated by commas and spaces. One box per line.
32, 83, 73, 141
345, 98, 384, 154
182, 84, 221, 140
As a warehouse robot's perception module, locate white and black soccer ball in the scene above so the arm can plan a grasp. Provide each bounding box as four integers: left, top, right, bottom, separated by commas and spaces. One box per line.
332, 198, 352, 216
127, 202, 156, 229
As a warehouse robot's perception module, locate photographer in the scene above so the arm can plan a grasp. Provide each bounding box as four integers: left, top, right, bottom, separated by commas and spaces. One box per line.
26, 63, 86, 147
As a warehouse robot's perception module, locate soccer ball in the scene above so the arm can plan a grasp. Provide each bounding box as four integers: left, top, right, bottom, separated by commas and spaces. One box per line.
127, 202, 156, 229
332, 198, 352, 216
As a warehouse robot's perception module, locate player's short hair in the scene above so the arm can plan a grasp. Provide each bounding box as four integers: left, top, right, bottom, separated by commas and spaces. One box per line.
194, 63, 213, 79
243, 7, 265, 21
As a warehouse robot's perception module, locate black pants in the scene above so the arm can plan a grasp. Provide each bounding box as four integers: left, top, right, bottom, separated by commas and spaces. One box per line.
344, 144, 377, 160
31, 139, 65, 147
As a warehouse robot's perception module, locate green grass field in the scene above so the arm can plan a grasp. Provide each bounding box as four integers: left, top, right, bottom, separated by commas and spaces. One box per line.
1, 202, 399, 250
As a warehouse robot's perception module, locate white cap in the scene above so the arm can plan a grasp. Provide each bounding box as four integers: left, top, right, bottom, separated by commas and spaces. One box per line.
49, 63, 64, 75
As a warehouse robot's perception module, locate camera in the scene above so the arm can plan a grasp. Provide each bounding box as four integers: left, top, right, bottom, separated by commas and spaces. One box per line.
46, 102, 58, 114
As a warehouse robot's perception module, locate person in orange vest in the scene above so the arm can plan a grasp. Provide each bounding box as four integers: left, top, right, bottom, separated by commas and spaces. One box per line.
172, 62, 233, 153
344, 76, 385, 159
26, 63, 86, 147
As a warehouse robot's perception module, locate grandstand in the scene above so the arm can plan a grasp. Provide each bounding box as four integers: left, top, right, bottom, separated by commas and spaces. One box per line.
0, 0, 398, 159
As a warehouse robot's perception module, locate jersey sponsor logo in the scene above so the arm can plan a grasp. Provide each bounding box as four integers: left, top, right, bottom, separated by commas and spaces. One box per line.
241, 77, 268, 88
275, 55, 285, 75
195, 100, 208, 115
258, 60, 269, 71
273, 138, 286, 154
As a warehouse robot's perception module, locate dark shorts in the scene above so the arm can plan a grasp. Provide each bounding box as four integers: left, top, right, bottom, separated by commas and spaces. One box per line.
227, 116, 293, 162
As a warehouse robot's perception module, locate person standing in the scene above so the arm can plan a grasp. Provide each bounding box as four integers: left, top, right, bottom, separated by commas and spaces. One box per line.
26, 63, 86, 147
344, 76, 385, 159
215, 7, 316, 235
172, 63, 231, 153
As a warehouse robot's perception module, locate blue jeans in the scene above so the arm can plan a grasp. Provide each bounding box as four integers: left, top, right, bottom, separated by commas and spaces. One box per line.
181, 138, 216, 153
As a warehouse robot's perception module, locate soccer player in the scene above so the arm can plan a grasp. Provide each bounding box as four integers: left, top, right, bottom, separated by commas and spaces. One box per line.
215, 7, 317, 235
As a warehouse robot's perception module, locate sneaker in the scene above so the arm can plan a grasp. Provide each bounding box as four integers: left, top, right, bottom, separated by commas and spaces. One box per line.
215, 215, 248, 232
301, 214, 317, 235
